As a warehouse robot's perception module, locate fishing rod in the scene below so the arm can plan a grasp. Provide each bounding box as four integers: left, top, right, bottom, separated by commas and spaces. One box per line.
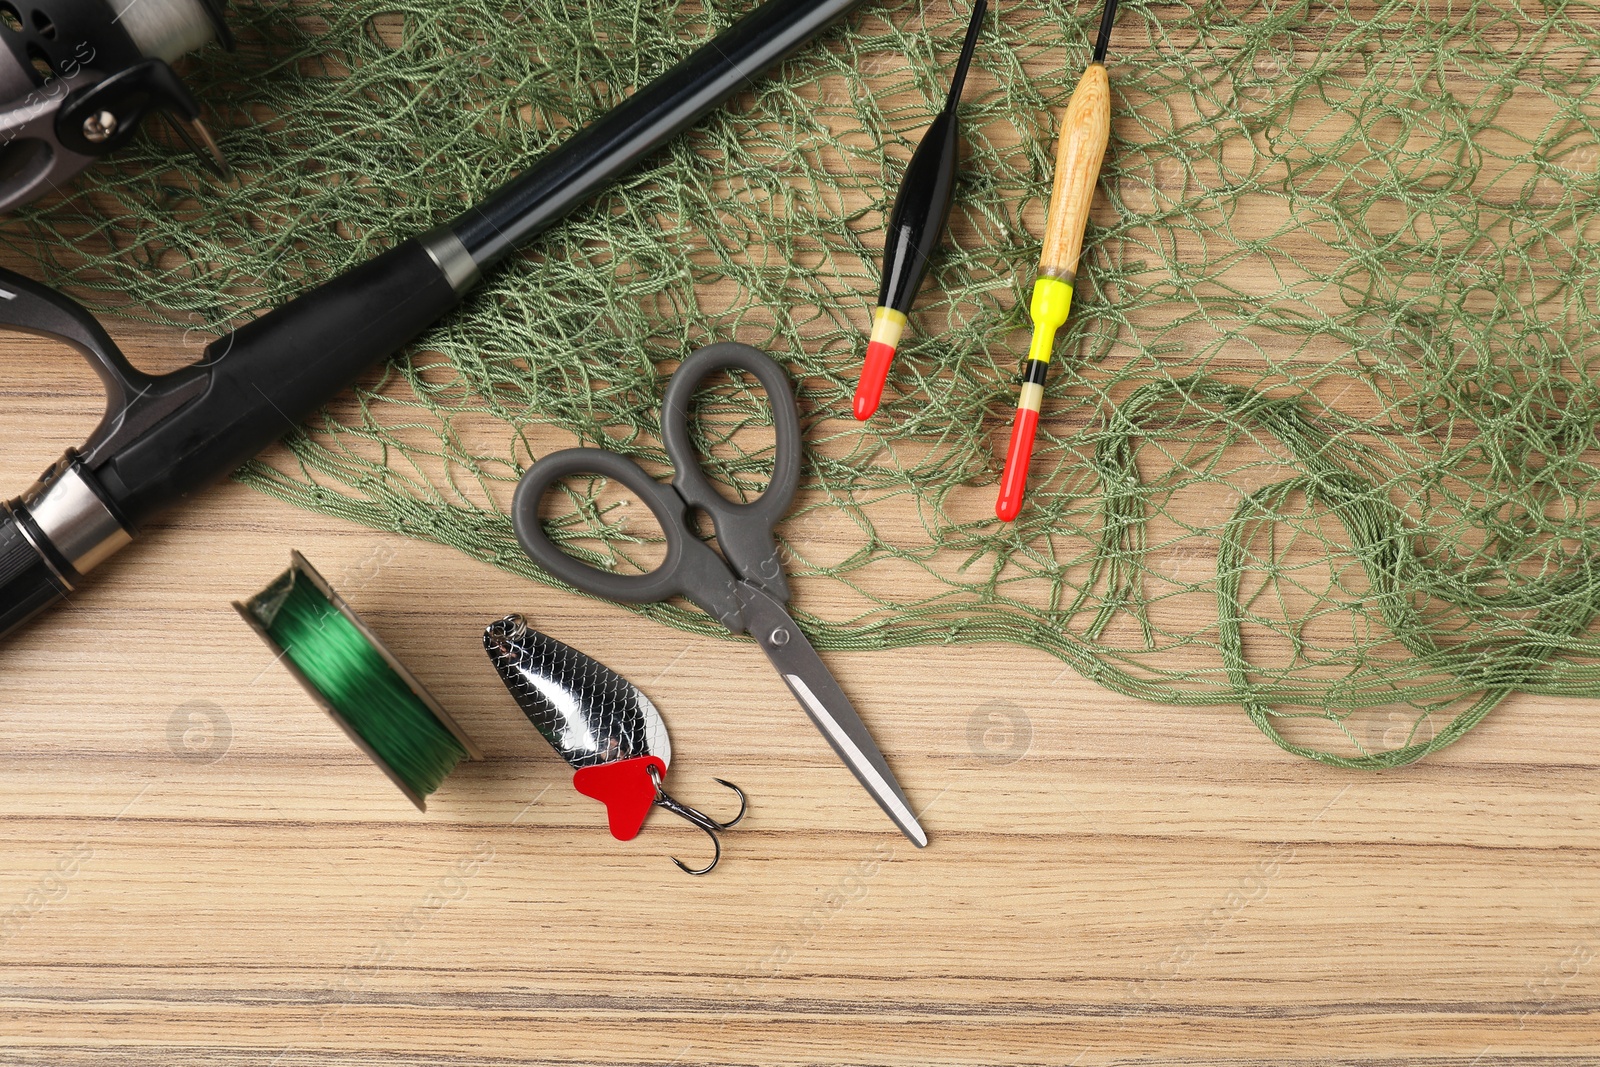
0, 0, 868, 642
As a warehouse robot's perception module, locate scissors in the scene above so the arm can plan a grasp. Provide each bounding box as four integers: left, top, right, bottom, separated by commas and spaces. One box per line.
512, 342, 928, 848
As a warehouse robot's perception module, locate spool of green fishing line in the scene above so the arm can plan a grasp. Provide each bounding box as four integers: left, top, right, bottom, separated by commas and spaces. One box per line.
237, 553, 480, 808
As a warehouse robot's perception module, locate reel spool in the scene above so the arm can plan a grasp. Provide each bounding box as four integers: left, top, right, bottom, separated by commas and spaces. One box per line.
0, 0, 230, 210
237, 552, 483, 810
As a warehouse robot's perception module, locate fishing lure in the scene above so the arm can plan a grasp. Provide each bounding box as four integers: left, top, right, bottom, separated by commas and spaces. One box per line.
484, 614, 746, 875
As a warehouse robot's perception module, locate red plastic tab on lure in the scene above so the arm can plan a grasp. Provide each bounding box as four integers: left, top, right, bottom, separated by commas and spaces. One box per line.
573, 755, 668, 841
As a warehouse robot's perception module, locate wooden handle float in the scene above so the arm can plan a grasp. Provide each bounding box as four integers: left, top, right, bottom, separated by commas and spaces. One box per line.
1039, 61, 1111, 280
995, 59, 1113, 523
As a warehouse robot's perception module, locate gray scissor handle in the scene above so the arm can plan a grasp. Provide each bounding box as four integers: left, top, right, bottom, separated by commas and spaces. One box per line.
512, 447, 746, 632
661, 343, 802, 601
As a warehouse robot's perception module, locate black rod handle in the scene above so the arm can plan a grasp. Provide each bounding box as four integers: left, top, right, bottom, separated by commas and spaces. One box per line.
0, 0, 871, 648
95, 239, 461, 522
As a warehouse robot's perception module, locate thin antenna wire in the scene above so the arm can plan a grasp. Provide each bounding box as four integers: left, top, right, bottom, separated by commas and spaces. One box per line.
944, 0, 988, 113
1092, 0, 1120, 63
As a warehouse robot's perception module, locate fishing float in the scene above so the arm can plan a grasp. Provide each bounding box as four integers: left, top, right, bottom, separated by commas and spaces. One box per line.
994, 0, 1118, 521
853, 0, 986, 420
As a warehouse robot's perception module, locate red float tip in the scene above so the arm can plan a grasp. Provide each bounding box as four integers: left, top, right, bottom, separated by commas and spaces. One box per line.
995, 407, 1040, 522
854, 340, 898, 420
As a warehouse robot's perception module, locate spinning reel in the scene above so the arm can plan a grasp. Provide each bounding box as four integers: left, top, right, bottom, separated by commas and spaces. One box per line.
0, 0, 230, 210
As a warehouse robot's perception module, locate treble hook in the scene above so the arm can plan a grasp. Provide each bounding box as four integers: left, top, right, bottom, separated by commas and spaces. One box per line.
647, 765, 747, 875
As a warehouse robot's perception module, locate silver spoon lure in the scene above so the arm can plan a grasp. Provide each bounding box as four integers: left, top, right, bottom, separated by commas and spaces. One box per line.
484, 614, 746, 874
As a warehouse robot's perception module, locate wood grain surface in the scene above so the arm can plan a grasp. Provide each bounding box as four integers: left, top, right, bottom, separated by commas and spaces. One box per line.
3, 8, 1600, 1067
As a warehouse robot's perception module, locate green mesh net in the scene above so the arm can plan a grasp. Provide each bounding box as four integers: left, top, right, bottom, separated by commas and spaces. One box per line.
9, 0, 1600, 768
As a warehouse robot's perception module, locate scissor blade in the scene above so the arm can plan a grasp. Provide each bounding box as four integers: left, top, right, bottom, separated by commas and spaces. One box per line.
737, 583, 928, 848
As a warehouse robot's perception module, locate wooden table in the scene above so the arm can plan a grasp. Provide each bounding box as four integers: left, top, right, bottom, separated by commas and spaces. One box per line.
2, 319, 1597, 1066
3, 37, 1600, 1067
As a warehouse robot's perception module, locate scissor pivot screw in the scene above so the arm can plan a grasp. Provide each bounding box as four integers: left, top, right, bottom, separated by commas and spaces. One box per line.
82, 111, 119, 143
769, 627, 790, 646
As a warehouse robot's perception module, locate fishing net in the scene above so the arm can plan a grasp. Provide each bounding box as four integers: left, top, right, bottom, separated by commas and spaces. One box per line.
8, 0, 1600, 768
